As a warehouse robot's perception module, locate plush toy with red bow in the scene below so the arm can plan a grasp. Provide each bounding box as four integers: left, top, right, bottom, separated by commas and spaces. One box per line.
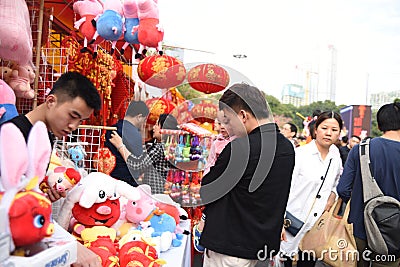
73, 0, 105, 56
132, 0, 164, 60
40, 166, 81, 194
0, 121, 53, 250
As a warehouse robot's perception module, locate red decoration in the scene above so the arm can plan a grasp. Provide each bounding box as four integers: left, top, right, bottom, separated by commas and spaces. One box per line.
93, 147, 116, 175
190, 100, 218, 123
145, 97, 176, 125
187, 63, 230, 94
137, 55, 186, 88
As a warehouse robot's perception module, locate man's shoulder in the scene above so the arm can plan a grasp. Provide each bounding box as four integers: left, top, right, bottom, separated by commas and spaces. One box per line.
3, 115, 32, 142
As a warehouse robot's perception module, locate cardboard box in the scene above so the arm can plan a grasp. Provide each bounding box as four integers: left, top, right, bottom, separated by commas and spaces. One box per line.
2, 222, 77, 267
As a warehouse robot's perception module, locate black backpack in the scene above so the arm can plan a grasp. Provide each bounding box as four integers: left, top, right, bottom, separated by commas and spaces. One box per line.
359, 139, 400, 257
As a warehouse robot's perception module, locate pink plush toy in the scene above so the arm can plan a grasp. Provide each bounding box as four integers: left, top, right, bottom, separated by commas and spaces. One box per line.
0, 79, 18, 125
8, 64, 35, 99
133, 0, 164, 60
73, 0, 105, 56
125, 184, 184, 251
120, 0, 140, 56
0, 121, 53, 249
0, 0, 33, 66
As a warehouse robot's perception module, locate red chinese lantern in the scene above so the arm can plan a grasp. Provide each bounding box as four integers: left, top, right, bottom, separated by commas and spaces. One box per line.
190, 100, 218, 123
137, 55, 186, 88
187, 63, 230, 94
145, 97, 177, 125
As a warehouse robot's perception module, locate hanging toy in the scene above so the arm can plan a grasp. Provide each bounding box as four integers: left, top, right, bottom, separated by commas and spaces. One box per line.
175, 135, 184, 163
120, 0, 140, 56
90, 0, 124, 56
132, 0, 164, 60
181, 134, 191, 162
73, 0, 105, 56
189, 136, 202, 161
68, 145, 87, 169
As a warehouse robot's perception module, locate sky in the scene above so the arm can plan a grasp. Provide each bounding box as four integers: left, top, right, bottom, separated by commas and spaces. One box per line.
157, 0, 400, 106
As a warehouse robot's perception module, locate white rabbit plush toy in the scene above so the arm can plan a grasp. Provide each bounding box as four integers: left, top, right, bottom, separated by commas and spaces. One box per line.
0, 121, 53, 252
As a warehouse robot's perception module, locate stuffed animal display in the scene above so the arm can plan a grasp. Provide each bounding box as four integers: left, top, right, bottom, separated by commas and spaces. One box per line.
73, 0, 105, 56
0, 121, 53, 249
0, 79, 18, 125
125, 184, 185, 252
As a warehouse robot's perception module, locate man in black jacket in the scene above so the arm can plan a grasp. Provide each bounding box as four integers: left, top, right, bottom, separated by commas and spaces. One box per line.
200, 83, 295, 266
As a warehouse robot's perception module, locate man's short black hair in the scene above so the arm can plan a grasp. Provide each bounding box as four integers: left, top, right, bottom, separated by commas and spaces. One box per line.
49, 71, 101, 111
377, 102, 400, 132
219, 83, 269, 120
126, 100, 150, 118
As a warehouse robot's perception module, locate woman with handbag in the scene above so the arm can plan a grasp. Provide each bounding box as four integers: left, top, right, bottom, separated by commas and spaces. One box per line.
280, 111, 343, 267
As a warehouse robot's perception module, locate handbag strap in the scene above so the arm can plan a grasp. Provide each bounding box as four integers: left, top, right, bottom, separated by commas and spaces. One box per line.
315, 158, 332, 198
304, 158, 333, 219
359, 138, 384, 202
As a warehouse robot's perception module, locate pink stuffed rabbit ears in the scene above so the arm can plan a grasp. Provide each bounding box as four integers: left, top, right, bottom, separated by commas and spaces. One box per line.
0, 121, 51, 191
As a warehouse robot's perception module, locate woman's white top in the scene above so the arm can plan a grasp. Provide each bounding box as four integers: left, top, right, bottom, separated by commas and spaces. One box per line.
280, 140, 342, 256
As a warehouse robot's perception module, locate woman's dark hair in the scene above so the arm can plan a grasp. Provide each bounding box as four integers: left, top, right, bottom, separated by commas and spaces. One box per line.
158, 113, 178, 130
377, 102, 400, 132
315, 111, 343, 130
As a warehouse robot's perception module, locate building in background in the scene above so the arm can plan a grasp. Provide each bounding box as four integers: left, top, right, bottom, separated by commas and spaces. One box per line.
369, 90, 400, 110
281, 84, 305, 107
287, 45, 337, 105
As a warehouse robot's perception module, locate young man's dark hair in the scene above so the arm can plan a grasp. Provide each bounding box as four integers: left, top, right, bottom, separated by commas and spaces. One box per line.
377, 102, 400, 132
287, 122, 298, 136
219, 83, 270, 120
49, 71, 101, 112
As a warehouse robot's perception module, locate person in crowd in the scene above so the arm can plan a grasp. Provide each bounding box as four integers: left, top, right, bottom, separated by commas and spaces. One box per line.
109, 113, 178, 194
193, 119, 235, 253
199, 83, 295, 267
306, 109, 322, 143
281, 122, 298, 148
337, 102, 400, 267
340, 135, 349, 147
338, 134, 361, 166
104, 100, 149, 187
280, 111, 343, 267
4, 71, 103, 267
213, 117, 222, 135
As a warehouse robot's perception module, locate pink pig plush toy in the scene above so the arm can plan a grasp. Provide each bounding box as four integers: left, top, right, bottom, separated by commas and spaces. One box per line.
132, 0, 164, 60
40, 166, 81, 194
8, 64, 35, 99
0, 0, 33, 66
73, 0, 105, 56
